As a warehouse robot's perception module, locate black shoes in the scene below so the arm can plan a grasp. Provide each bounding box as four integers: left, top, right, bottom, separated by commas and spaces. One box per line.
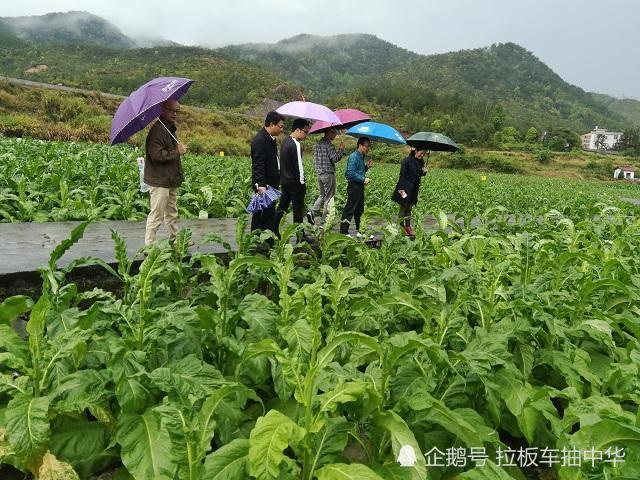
306, 211, 315, 225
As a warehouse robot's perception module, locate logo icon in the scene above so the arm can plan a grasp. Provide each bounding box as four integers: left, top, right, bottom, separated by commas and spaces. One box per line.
397, 445, 417, 467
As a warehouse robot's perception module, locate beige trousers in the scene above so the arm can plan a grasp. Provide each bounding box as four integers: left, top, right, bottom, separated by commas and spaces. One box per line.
145, 186, 179, 245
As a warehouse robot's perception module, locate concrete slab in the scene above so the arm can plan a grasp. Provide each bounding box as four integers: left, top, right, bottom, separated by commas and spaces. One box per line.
0, 219, 237, 275
0, 215, 453, 276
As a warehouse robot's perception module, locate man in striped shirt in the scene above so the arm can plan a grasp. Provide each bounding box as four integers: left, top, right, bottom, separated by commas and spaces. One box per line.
307, 128, 345, 226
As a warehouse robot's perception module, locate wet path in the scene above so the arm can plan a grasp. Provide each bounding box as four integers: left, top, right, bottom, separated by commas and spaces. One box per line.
0, 219, 236, 275
0, 216, 446, 275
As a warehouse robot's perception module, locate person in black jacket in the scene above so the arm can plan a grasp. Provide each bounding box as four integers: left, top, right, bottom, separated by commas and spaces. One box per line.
392, 149, 428, 236
274, 118, 310, 237
251, 111, 285, 233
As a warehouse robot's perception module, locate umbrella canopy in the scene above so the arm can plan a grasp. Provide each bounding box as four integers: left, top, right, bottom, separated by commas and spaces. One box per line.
246, 186, 281, 214
346, 121, 406, 145
406, 132, 460, 152
308, 108, 370, 134
276, 101, 340, 123
110, 77, 194, 145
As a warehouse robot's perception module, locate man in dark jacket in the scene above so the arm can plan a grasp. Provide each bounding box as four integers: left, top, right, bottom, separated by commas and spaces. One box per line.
144, 99, 187, 245
392, 149, 428, 236
274, 118, 310, 236
251, 111, 285, 233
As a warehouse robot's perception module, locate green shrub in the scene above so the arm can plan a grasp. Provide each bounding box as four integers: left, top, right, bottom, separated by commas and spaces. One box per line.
583, 158, 614, 179
535, 149, 554, 164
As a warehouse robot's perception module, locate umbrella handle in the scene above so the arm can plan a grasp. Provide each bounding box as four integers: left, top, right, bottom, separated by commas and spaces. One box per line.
158, 119, 181, 145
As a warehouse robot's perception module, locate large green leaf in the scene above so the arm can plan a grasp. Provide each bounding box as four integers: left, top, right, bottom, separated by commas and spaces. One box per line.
49, 416, 115, 477
148, 354, 225, 401
0, 295, 33, 325
248, 409, 305, 480
283, 319, 313, 358
239, 293, 279, 341
0, 373, 30, 397
404, 390, 486, 448
308, 417, 352, 474
135, 247, 173, 312
111, 350, 151, 414
569, 419, 640, 451
5, 394, 50, 463
116, 410, 176, 480
317, 332, 382, 370
315, 462, 384, 479
197, 386, 245, 455
0, 324, 29, 370
203, 438, 249, 480
317, 381, 369, 415
155, 402, 202, 480
372, 412, 426, 480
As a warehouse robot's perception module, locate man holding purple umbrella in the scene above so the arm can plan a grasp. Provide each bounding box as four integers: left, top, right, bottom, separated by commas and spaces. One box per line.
143, 99, 188, 246
307, 127, 345, 226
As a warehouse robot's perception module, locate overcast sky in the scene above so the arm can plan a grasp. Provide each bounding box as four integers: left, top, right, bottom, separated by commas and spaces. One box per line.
4, 0, 639, 99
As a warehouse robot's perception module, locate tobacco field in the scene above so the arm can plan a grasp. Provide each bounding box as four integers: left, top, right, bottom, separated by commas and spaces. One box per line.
0, 136, 639, 479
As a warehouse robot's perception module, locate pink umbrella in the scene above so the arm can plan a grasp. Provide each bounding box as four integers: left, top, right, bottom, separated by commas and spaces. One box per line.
308, 108, 371, 134
276, 101, 340, 123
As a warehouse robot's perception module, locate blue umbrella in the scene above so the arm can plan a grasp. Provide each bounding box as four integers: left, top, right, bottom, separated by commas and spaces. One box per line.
346, 121, 406, 145
246, 186, 281, 214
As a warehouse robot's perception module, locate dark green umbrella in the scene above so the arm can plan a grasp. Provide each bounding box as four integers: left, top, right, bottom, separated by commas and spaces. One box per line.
406, 132, 460, 152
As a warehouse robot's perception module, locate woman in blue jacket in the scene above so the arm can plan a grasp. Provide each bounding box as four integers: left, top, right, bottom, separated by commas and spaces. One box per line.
392, 149, 428, 236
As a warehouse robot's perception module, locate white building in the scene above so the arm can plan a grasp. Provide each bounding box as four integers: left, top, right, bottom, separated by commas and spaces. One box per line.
613, 165, 635, 180
581, 126, 623, 151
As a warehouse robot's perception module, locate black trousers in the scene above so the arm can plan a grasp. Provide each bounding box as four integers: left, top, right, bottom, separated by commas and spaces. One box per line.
340, 182, 365, 234
251, 203, 277, 234
398, 203, 414, 226
275, 183, 306, 233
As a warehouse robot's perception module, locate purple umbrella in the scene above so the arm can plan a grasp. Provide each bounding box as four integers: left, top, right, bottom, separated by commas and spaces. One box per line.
109, 77, 194, 145
276, 101, 340, 123
308, 108, 371, 134
246, 186, 281, 214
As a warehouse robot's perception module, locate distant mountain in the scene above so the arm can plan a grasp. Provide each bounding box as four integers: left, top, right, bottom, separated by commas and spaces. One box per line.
0, 19, 22, 47
1, 11, 637, 147
341, 42, 631, 136
0, 39, 301, 109
218, 33, 419, 99
133, 36, 182, 48
0, 11, 136, 49
591, 93, 640, 126
0, 11, 180, 49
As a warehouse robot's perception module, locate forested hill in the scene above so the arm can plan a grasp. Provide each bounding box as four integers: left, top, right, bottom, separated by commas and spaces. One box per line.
217, 33, 419, 99
337, 42, 630, 137
0, 11, 136, 49
1, 11, 639, 147
218, 36, 639, 137
591, 93, 640, 126
0, 39, 301, 110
